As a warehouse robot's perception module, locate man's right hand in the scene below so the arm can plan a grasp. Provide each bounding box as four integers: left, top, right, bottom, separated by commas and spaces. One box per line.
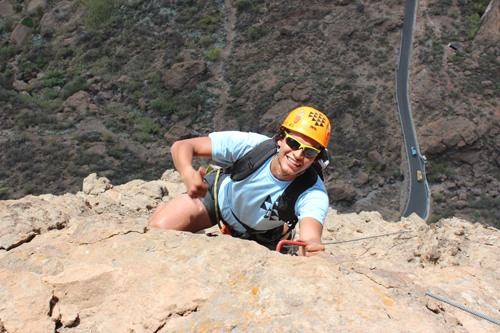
184, 166, 208, 199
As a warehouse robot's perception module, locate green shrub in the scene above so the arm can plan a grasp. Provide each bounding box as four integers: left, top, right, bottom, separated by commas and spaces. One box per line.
199, 15, 217, 28
245, 25, 268, 42
42, 70, 65, 88
206, 48, 221, 61
108, 144, 124, 158
3, 18, 15, 32
0, 45, 21, 62
103, 132, 114, 142
21, 17, 34, 28
43, 88, 60, 100
432, 193, 443, 202
133, 131, 155, 144
83, 0, 115, 28
63, 76, 88, 99
135, 117, 160, 135
199, 35, 213, 48
235, 0, 250, 11
13, 3, 23, 13
34, 4, 45, 17
23, 182, 37, 196
150, 98, 176, 115
132, 90, 143, 99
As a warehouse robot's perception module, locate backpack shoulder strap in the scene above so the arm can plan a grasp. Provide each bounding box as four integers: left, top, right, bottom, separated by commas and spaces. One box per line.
230, 139, 278, 181
278, 166, 319, 224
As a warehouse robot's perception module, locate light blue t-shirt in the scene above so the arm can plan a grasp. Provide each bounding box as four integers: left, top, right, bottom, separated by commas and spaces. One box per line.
209, 131, 329, 233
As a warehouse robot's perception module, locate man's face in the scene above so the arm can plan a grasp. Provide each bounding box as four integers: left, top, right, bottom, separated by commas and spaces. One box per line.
276, 130, 320, 179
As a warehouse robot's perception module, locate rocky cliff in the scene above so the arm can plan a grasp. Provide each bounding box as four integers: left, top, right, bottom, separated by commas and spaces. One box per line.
1, 173, 499, 332
2, 0, 499, 226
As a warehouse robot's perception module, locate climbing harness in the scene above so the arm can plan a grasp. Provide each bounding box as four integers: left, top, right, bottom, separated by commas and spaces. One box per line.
205, 138, 328, 245
276, 230, 411, 252
426, 292, 500, 326
204, 165, 232, 236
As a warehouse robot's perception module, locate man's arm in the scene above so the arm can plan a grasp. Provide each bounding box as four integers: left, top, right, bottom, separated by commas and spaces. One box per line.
297, 217, 325, 257
171, 137, 212, 198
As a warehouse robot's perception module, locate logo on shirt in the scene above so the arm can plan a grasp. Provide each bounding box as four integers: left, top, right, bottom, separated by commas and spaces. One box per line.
261, 195, 280, 221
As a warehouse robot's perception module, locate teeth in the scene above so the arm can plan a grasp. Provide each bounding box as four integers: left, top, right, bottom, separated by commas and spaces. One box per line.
287, 156, 299, 167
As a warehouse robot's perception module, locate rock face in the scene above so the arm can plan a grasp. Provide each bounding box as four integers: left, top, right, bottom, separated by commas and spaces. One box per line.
474, 0, 500, 49
161, 61, 208, 92
11, 24, 31, 46
419, 117, 480, 157
60, 91, 94, 115
326, 183, 357, 201
412, 69, 444, 110
0, 173, 499, 332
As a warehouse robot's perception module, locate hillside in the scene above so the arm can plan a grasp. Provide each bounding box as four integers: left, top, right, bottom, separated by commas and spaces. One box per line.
1, 173, 499, 332
0, 0, 499, 227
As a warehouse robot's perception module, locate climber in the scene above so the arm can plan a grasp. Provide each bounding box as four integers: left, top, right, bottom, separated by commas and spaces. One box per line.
148, 106, 331, 257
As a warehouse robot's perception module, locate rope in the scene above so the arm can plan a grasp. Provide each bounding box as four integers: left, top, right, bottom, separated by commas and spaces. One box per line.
426, 292, 500, 326
322, 230, 410, 245
212, 167, 221, 229
205, 165, 232, 235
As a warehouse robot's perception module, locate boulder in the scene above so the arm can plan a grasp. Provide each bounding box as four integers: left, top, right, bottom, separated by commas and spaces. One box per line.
82, 173, 112, 195
11, 24, 31, 46
161, 61, 208, 92
27, 0, 47, 13
462, 58, 479, 70
176, 49, 198, 61
61, 91, 92, 115
291, 85, 312, 103
326, 183, 357, 201
413, 69, 444, 110
355, 172, 370, 186
0, 0, 13, 15
279, 25, 295, 36
12, 80, 28, 91
473, 0, 500, 50
368, 150, 386, 168
163, 125, 198, 143
117, 75, 131, 84
324, 18, 357, 42
419, 117, 480, 157
259, 99, 297, 135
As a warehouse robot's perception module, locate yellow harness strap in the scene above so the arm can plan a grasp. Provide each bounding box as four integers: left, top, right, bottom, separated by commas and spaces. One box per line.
205, 165, 231, 234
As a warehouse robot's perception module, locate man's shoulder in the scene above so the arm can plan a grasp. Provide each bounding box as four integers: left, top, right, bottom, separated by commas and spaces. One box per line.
210, 131, 270, 147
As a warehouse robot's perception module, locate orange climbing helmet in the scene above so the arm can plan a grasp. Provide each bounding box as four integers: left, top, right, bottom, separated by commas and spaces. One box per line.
281, 106, 331, 148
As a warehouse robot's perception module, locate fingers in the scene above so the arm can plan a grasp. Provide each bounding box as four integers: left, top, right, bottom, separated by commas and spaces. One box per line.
296, 238, 325, 257
197, 166, 206, 179
186, 166, 208, 199
304, 243, 326, 257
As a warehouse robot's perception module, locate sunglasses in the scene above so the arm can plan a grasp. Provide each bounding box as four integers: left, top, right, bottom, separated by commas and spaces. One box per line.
284, 132, 321, 158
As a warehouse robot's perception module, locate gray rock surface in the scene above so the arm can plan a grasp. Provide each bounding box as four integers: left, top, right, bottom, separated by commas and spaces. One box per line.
0, 173, 499, 332
161, 61, 208, 92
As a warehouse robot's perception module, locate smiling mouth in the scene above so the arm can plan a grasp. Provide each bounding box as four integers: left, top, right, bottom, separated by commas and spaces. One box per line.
287, 156, 300, 167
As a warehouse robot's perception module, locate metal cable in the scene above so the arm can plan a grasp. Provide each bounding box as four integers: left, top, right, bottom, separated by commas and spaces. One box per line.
322, 231, 410, 246
426, 292, 500, 326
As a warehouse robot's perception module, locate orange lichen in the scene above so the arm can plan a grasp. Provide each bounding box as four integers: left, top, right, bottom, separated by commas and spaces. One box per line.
383, 297, 394, 306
